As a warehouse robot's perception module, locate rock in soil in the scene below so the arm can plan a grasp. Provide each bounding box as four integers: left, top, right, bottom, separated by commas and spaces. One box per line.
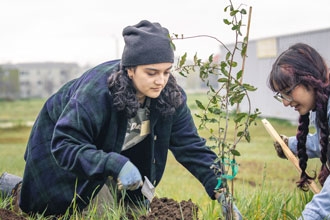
0, 208, 26, 220
138, 197, 199, 220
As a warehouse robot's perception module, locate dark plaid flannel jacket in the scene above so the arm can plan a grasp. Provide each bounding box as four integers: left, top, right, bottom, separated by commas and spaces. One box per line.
19, 60, 219, 215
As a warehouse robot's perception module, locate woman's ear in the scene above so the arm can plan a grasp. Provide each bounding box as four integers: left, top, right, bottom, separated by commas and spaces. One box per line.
127, 68, 134, 79
326, 72, 330, 84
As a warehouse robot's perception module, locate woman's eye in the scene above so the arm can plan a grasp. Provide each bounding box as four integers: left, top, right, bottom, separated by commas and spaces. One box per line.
284, 90, 291, 95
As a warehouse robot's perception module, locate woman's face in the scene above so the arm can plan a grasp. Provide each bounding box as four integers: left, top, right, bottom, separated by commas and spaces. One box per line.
127, 63, 172, 103
280, 84, 316, 115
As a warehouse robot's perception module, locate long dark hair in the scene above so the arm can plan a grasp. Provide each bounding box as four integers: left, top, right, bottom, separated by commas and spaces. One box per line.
107, 66, 183, 118
268, 43, 330, 190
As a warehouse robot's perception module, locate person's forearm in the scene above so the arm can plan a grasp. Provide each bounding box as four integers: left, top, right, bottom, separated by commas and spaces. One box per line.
288, 133, 321, 158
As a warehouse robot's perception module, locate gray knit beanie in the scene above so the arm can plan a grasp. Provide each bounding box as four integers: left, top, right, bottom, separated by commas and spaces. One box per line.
121, 20, 174, 67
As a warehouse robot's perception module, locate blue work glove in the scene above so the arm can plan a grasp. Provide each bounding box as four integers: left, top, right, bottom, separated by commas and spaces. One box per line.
217, 192, 243, 220
117, 161, 143, 191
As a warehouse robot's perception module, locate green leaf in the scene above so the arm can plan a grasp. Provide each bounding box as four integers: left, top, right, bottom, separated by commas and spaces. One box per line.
232, 25, 239, 31
234, 112, 246, 123
245, 131, 251, 142
236, 70, 243, 79
193, 53, 201, 65
243, 83, 257, 91
195, 100, 206, 110
208, 107, 221, 115
226, 52, 231, 60
218, 78, 228, 83
210, 96, 217, 104
230, 93, 245, 105
170, 40, 176, 51
210, 85, 215, 93
241, 43, 247, 57
224, 5, 231, 12
230, 149, 241, 156
237, 131, 244, 137
194, 113, 202, 119
178, 71, 186, 77
179, 53, 187, 67
229, 61, 237, 67
209, 118, 219, 123
230, 10, 239, 16
223, 19, 231, 25
208, 54, 214, 62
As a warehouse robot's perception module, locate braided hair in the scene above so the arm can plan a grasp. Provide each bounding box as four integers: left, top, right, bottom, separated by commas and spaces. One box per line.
268, 43, 330, 190
107, 66, 183, 118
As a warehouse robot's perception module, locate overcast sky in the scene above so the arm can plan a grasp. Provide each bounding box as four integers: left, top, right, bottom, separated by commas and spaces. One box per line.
1, 0, 329, 66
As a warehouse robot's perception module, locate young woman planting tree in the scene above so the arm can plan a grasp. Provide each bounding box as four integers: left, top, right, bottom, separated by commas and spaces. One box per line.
0, 20, 242, 219
270, 43, 330, 220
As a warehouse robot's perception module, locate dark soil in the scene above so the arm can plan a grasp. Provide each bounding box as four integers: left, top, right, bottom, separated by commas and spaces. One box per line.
0, 208, 26, 220
138, 197, 199, 220
0, 197, 198, 220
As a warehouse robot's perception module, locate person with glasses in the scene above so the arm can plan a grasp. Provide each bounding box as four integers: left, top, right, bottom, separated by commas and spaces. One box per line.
273, 82, 300, 103
269, 43, 330, 220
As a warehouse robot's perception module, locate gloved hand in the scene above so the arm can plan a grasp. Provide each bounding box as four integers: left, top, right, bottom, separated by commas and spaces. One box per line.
217, 191, 243, 220
117, 161, 143, 191
273, 134, 288, 159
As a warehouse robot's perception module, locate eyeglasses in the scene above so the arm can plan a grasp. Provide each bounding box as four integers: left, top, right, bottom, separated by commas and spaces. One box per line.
273, 83, 300, 103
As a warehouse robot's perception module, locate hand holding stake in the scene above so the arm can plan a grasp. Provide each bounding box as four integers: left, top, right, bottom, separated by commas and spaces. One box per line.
261, 119, 320, 194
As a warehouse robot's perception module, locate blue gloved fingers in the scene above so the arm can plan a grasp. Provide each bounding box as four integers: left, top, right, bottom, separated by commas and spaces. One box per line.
221, 203, 242, 220
127, 180, 143, 190
233, 204, 243, 220
117, 180, 142, 191
117, 161, 142, 191
217, 192, 242, 220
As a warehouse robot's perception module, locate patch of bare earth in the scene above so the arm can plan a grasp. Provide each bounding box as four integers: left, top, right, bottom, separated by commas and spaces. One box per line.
138, 197, 199, 220
0, 197, 199, 220
0, 208, 26, 220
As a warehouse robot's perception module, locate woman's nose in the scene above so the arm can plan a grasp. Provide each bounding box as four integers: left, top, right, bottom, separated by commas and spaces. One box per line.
155, 75, 165, 85
282, 99, 291, 107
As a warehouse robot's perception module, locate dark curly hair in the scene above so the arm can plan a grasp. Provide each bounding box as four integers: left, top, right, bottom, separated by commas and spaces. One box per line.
268, 43, 330, 190
107, 66, 183, 118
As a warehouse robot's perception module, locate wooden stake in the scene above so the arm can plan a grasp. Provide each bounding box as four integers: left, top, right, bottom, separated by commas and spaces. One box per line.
261, 118, 320, 194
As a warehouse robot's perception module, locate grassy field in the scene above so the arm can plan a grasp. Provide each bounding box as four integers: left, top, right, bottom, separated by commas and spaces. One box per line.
0, 94, 321, 219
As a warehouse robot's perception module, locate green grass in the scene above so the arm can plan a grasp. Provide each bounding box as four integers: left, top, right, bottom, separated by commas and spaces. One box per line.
0, 95, 321, 219
0, 99, 46, 123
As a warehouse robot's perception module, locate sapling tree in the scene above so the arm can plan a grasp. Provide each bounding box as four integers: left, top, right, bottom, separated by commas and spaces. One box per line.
172, 1, 260, 219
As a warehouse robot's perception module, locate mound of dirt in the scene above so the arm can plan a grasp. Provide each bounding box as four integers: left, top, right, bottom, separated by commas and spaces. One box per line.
0, 208, 26, 220
138, 197, 199, 220
0, 197, 199, 220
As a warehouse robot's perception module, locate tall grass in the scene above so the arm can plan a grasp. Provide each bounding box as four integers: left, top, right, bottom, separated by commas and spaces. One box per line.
0, 96, 321, 219
0, 99, 46, 124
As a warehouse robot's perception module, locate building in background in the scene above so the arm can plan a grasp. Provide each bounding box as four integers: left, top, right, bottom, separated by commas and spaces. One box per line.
0, 67, 20, 100
0, 62, 84, 99
1, 28, 329, 121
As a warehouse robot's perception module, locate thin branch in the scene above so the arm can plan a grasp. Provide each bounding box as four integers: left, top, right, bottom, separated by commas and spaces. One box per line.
172, 34, 232, 55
